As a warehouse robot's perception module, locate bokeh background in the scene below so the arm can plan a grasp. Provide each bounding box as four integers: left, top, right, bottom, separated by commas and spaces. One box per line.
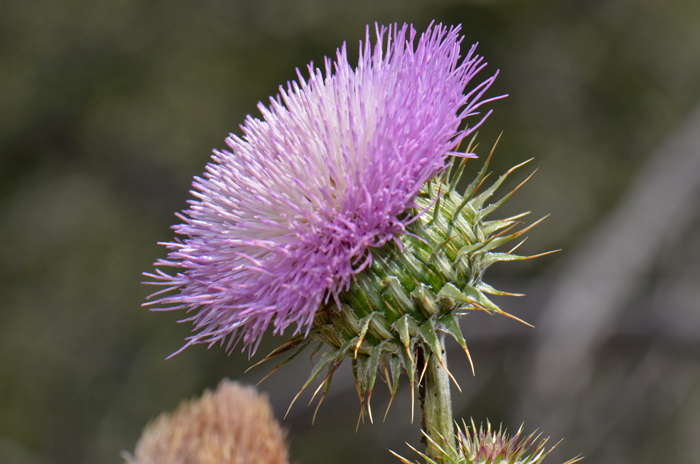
2, 1, 700, 463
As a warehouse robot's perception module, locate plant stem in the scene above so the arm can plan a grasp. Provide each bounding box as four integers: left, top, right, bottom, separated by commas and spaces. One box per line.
420, 332, 456, 463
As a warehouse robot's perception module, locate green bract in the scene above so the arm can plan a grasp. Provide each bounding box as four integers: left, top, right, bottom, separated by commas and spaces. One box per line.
254, 138, 549, 421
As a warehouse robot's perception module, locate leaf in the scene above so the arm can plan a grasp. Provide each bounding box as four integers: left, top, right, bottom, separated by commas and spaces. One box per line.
480, 252, 528, 266
440, 312, 475, 376
396, 340, 416, 382
437, 282, 471, 304
475, 281, 524, 297
381, 275, 414, 316
392, 314, 412, 349
353, 355, 369, 397
384, 355, 402, 422
418, 319, 443, 365
456, 242, 486, 260
439, 312, 466, 349
461, 285, 534, 327
354, 313, 375, 358
367, 344, 382, 394
459, 285, 502, 312
411, 283, 438, 317
368, 311, 394, 340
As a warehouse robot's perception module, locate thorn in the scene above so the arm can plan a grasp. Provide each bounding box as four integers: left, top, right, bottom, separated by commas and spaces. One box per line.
482, 132, 500, 168
472, 171, 492, 197
285, 388, 304, 419
463, 343, 475, 377
504, 167, 538, 197
504, 158, 535, 177
522, 249, 561, 260
494, 307, 535, 328
384, 392, 395, 423
388, 449, 415, 464
500, 291, 525, 297
428, 429, 451, 455
352, 360, 362, 400
511, 214, 550, 239
406, 344, 414, 366
500, 211, 531, 222
367, 389, 374, 424
406, 442, 429, 459
308, 374, 329, 406
508, 237, 528, 254
382, 361, 391, 393
354, 334, 365, 359
469, 301, 534, 327
311, 379, 331, 425
491, 221, 519, 239
437, 357, 462, 393
245, 339, 297, 372
410, 380, 415, 424
418, 357, 429, 387
255, 365, 282, 387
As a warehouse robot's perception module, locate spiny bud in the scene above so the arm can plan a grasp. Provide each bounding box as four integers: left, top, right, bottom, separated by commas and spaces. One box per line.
390, 420, 583, 464
122, 380, 289, 464
255, 136, 553, 421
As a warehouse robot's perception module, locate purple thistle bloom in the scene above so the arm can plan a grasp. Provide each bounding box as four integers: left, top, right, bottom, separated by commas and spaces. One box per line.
144, 22, 502, 357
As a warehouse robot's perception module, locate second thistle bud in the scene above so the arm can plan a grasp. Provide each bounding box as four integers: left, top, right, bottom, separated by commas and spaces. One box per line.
391, 420, 583, 464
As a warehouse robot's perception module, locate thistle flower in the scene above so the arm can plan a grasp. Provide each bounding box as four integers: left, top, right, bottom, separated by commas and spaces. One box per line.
144, 22, 503, 356
259, 142, 548, 422
123, 380, 289, 464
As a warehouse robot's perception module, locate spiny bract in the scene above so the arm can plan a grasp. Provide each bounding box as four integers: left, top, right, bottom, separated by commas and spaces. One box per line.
255, 137, 551, 421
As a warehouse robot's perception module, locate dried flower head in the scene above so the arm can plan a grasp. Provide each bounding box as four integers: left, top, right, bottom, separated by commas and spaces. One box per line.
123, 380, 289, 464
144, 22, 502, 356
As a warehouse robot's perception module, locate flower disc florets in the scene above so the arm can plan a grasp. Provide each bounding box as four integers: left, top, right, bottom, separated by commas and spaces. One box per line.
144, 22, 502, 356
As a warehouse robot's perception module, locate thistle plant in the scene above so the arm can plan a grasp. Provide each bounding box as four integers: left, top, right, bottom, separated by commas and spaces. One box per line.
144, 22, 577, 464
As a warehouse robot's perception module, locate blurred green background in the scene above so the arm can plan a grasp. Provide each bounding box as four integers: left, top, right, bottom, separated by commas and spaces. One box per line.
2, 1, 700, 463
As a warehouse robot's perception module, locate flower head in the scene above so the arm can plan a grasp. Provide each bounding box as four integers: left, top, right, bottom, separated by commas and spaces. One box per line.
145, 22, 501, 356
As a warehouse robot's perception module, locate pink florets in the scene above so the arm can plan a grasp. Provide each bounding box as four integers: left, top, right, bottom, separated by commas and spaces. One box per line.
144, 22, 502, 357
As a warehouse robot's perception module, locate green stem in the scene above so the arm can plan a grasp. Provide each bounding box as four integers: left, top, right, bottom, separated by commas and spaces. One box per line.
420, 333, 456, 463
